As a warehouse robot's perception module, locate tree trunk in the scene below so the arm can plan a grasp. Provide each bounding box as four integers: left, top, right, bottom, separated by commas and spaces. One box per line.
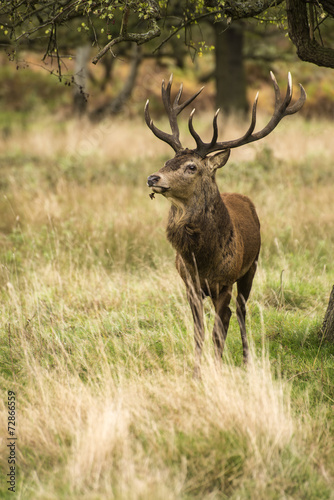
73, 45, 91, 115
100, 53, 116, 91
90, 43, 142, 120
322, 285, 334, 342
286, 0, 334, 68
213, 21, 248, 115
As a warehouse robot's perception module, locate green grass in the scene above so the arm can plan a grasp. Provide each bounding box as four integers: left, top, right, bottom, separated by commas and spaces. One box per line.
0, 112, 333, 499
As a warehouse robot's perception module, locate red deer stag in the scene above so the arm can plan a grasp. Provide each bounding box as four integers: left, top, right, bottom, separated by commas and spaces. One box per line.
145, 73, 306, 377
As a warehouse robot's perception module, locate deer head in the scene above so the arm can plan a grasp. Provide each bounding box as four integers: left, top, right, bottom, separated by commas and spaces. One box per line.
146, 73, 306, 206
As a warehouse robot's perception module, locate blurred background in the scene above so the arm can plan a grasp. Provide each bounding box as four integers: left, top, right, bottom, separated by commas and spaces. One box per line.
0, 14, 333, 121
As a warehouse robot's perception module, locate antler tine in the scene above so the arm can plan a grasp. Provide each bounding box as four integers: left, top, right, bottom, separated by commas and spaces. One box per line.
240, 92, 259, 139
188, 109, 203, 151
145, 75, 205, 153
210, 109, 220, 146
285, 72, 293, 106
273, 71, 306, 115
144, 99, 153, 130
161, 75, 180, 139
189, 108, 221, 157
285, 83, 307, 115
174, 82, 183, 106
245, 72, 303, 143
190, 95, 258, 157
145, 99, 182, 152
161, 74, 173, 114
191, 72, 305, 156
177, 86, 205, 114
270, 71, 292, 112
270, 71, 281, 110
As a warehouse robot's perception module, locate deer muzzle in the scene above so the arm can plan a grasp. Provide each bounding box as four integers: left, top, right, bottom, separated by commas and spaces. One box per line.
147, 174, 160, 187
147, 174, 169, 194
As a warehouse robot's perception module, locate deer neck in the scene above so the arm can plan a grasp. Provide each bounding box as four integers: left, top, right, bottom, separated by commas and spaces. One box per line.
166, 180, 233, 260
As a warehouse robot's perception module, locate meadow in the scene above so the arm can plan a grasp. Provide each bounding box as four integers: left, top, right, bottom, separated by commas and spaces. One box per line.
0, 74, 334, 498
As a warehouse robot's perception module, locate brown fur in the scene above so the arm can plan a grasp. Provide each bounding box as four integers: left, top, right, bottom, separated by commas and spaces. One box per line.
146, 73, 305, 376
148, 149, 261, 376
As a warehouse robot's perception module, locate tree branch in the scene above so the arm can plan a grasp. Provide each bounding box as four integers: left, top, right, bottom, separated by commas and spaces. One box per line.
224, 0, 285, 19
286, 0, 334, 68
92, 2, 161, 65
153, 10, 221, 54
319, 0, 334, 17
91, 18, 160, 65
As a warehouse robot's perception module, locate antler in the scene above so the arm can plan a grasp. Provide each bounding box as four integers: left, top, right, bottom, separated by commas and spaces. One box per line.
145, 74, 204, 152
189, 72, 306, 157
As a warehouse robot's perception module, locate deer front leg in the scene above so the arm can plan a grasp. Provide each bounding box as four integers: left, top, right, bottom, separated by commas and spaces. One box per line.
212, 286, 232, 363
236, 293, 249, 363
186, 287, 205, 379
236, 260, 258, 364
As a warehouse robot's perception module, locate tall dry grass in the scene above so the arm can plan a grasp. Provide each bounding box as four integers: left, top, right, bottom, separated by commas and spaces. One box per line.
0, 112, 333, 498
1, 290, 298, 500
2, 111, 334, 163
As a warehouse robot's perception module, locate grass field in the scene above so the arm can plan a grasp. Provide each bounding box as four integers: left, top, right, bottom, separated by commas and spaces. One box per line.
0, 105, 333, 499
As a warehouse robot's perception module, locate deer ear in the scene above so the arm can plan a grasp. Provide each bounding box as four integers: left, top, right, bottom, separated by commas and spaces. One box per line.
208, 149, 231, 171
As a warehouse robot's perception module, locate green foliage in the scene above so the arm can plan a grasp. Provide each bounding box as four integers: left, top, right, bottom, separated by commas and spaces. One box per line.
0, 0, 162, 74
1, 0, 334, 76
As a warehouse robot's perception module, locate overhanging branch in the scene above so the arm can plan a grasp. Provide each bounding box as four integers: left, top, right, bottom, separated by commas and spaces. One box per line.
224, 0, 285, 19
92, 4, 161, 65
92, 19, 160, 64
286, 0, 334, 68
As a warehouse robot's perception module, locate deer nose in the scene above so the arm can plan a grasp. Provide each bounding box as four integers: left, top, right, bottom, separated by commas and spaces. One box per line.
147, 174, 161, 187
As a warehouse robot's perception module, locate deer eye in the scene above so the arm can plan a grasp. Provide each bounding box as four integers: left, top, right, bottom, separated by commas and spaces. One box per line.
187, 163, 197, 172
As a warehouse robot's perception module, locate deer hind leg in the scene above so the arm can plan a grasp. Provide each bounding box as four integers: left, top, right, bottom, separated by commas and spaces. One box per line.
212, 286, 233, 363
236, 260, 258, 364
187, 287, 205, 379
